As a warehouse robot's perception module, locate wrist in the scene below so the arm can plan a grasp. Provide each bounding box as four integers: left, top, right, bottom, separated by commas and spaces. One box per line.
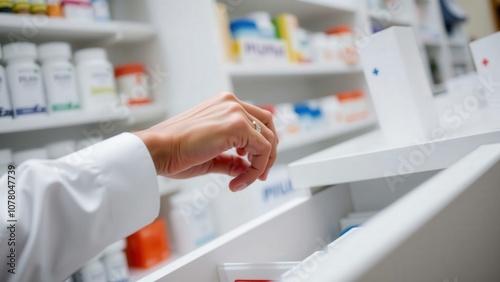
133, 130, 169, 174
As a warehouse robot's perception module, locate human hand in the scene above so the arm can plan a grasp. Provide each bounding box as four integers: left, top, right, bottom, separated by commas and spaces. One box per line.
134, 92, 278, 192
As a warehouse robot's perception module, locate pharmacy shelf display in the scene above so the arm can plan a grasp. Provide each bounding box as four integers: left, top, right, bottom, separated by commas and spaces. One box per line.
0, 14, 156, 45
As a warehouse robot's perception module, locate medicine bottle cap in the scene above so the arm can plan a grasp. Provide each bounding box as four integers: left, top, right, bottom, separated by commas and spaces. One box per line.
104, 240, 126, 255
74, 48, 108, 65
115, 63, 145, 77
3, 42, 38, 61
13, 148, 49, 165
230, 19, 258, 33
0, 149, 12, 164
326, 25, 352, 35
38, 42, 72, 61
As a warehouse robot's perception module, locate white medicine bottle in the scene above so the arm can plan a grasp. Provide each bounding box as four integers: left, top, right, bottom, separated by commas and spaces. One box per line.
170, 191, 217, 254
38, 42, 80, 113
0, 45, 13, 119
101, 240, 129, 282
3, 42, 47, 117
74, 254, 107, 282
74, 48, 117, 113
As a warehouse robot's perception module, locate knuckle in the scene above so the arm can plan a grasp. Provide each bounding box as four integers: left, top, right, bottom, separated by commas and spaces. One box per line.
228, 112, 248, 131
227, 102, 244, 114
262, 111, 273, 122
218, 91, 237, 101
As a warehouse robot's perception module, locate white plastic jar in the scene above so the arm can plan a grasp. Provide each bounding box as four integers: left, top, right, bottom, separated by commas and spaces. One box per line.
3, 42, 47, 117
247, 11, 276, 39
74, 48, 117, 113
39, 42, 81, 113
170, 191, 217, 254
74, 254, 107, 282
0, 45, 13, 119
101, 240, 129, 282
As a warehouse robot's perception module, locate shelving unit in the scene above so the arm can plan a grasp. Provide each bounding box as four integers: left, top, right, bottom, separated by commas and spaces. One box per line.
0, 14, 156, 45
0, 109, 128, 134
5, 1, 495, 282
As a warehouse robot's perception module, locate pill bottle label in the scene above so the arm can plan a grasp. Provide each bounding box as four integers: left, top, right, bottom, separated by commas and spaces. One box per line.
116, 73, 151, 106
43, 64, 80, 112
0, 70, 13, 118
190, 208, 216, 247
88, 67, 115, 96
8, 65, 47, 116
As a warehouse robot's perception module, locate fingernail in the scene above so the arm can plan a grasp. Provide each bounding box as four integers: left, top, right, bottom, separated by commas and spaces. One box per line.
234, 183, 247, 192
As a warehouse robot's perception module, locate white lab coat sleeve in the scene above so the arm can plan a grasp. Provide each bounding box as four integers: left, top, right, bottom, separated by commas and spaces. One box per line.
0, 133, 160, 282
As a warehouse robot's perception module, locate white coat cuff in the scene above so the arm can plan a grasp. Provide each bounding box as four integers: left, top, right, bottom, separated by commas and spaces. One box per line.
77, 133, 160, 237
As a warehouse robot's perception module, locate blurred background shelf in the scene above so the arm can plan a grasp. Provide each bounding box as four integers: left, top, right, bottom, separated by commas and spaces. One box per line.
0, 14, 156, 45
227, 64, 363, 78
278, 117, 376, 153
0, 109, 128, 134
0, 103, 165, 134
226, 0, 356, 21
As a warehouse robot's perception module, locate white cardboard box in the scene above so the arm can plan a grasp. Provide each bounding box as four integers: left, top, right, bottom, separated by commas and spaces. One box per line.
358, 27, 439, 145
469, 31, 500, 109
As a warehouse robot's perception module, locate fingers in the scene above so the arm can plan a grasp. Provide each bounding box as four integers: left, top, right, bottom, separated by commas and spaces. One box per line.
207, 154, 250, 176
239, 101, 278, 180
213, 92, 278, 191
229, 117, 272, 192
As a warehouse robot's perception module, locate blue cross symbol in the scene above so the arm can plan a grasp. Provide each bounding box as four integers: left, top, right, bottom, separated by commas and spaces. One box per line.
373, 68, 379, 76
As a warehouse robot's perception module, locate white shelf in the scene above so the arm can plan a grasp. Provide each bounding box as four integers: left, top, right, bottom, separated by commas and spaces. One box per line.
130, 254, 181, 282
278, 117, 376, 153
0, 109, 128, 134
289, 123, 500, 189
226, 0, 356, 20
157, 177, 181, 197
423, 40, 442, 47
0, 103, 166, 134
432, 83, 446, 94
369, 12, 413, 26
0, 14, 156, 45
227, 64, 363, 78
